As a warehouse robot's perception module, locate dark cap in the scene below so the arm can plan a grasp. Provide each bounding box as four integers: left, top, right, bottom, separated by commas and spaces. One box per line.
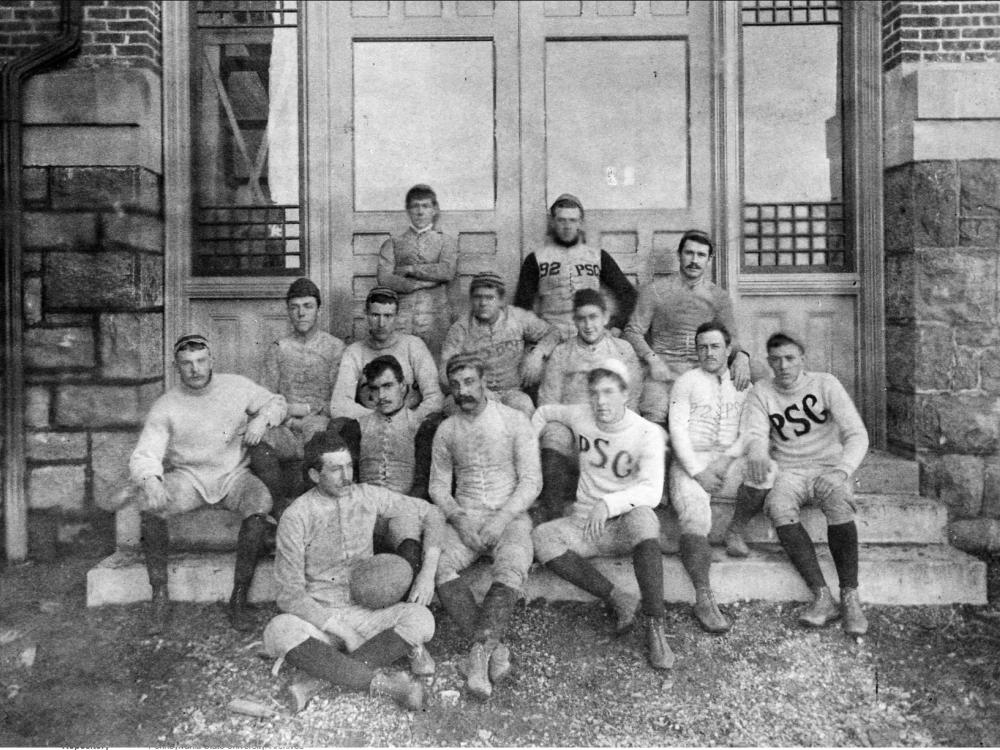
286, 277, 321, 305
366, 286, 399, 306
469, 271, 505, 294
173, 334, 209, 355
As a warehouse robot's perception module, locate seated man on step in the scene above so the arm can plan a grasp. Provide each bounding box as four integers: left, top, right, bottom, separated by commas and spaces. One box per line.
329, 354, 444, 576
667, 320, 775, 634
439, 271, 561, 417
251, 277, 345, 521
534, 288, 642, 522
430, 354, 541, 700
129, 334, 287, 633
742, 332, 870, 636
263, 432, 443, 713
531, 360, 674, 670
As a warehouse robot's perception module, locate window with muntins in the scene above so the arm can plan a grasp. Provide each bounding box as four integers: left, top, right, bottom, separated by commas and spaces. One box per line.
192, 0, 302, 276
740, 0, 847, 272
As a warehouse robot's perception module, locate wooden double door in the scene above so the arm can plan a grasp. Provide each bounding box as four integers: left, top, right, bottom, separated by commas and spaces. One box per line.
184, 1, 869, 421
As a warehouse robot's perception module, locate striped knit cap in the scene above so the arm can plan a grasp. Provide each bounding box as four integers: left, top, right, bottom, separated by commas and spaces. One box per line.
445, 353, 486, 378
366, 286, 399, 305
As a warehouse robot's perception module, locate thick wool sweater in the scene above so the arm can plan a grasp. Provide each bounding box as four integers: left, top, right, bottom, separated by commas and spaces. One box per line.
743, 371, 869, 476
130, 374, 286, 502
263, 330, 345, 416
537, 332, 642, 409
531, 404, 665, 519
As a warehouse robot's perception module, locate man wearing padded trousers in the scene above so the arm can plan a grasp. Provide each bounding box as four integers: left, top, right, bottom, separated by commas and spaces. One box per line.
531, 359, 674, 669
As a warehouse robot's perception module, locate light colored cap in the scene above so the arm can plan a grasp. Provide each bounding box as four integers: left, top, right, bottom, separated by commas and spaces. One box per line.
592, 357, 629, 387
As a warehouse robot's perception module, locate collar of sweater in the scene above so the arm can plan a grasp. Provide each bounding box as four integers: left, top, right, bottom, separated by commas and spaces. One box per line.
409, 223, 435, 235
177, 375, 218, 397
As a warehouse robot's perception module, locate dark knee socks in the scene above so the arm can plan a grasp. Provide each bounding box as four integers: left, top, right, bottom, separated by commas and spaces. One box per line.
395, 539, 423, 576
632, 539, 666, 618
731, 484, 768, 528
679, 533, 712, 590
775, 522, 826, 590
474, 582, 518, 643
436, 577, 481, 641
545, 551, 614, 601
140, 512, 169, 589
233, 513, 268, 587
284, 637, 373, 691
827, 521, 859, 590
349, 628, 412, 669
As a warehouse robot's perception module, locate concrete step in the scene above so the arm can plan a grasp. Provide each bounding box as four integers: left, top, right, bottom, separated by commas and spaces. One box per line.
87, 543, 986, 608
658, 493, 948, 551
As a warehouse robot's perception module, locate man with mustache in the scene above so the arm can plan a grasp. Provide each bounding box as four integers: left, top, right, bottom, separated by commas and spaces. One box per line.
250, 277, 345, 521
330, 354, 444, 576
430, 354, 541, 700
129, 334, 287, 633
514, 193, 637, 340
263, 432, 443, 713
439, 271, 561, 416
330, 287, 443, 421
667, 321, 775, 633
624, 230, 751, 430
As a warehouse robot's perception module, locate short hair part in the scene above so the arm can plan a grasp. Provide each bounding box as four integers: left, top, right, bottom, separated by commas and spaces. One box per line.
405, 184, 438, 208
303, 432, 351, 473
573, 288, 606, 312
587, 367, 627, 392
695, 320, 732, 347
677, 229, 714, 257
766, 332, 805, 354
363, 354, 404, 385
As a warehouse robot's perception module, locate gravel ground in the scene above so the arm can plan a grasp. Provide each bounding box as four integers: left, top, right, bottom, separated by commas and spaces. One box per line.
2, 554, 999, 747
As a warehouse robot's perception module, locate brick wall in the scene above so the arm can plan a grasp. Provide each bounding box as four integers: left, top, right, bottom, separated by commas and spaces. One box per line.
883, 0, 1000, 70
0, 0, 161, 72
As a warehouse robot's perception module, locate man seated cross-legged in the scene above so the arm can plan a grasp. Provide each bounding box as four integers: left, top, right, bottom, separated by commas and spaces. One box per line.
531, 360, 674, 670
262, 432, 443, 713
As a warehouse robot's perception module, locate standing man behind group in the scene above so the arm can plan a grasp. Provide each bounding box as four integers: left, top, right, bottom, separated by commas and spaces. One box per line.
743, 332, 870, 636
624, 230, 751, 428
515, 193, 637, 340
251, 277, 345, 520
377, 184, 458, 358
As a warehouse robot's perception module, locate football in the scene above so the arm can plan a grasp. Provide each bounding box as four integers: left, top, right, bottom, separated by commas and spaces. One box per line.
349, 553, 414, 609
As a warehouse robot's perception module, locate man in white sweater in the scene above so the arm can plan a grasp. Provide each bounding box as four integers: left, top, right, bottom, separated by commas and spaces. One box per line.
129, 335, 287, 633
743, 332, 870, 636
531, 359, 673, 670
668, 321, 775, 634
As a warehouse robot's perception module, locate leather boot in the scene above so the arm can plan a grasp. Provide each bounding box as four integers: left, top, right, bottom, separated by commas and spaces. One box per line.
141, 512, 171, 635
282, 677, 326, 714
841, 587, 869, 635
723, 526, 751, 558
409, 644, 435, 676
466, 641, 494, 700
229, 513, 268, 632
489, 643, 511, 684
798, 586, 840, 627
693, 587, 731, 634
369, 670, 424, 711
608, 586, 641, 635
645, 615, 675, 670
436, 577, 480, 641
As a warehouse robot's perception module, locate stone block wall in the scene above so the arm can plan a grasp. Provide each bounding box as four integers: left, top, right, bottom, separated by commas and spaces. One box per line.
9, 0, 165, 554
884, 1, 1000, 553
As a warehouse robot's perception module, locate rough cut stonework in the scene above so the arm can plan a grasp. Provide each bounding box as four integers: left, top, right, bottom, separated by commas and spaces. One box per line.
8, 0, 165, 555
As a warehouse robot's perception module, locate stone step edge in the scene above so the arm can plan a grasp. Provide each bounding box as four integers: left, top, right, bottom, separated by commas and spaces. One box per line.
86, 544, 987, 607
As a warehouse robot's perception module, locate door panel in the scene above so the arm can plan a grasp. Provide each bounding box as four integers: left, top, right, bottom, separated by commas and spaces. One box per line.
190, 300, 291, 385
739, 290, 858, 400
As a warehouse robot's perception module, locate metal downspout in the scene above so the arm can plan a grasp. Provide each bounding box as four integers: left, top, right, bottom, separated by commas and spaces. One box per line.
1, 0, 82, 562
